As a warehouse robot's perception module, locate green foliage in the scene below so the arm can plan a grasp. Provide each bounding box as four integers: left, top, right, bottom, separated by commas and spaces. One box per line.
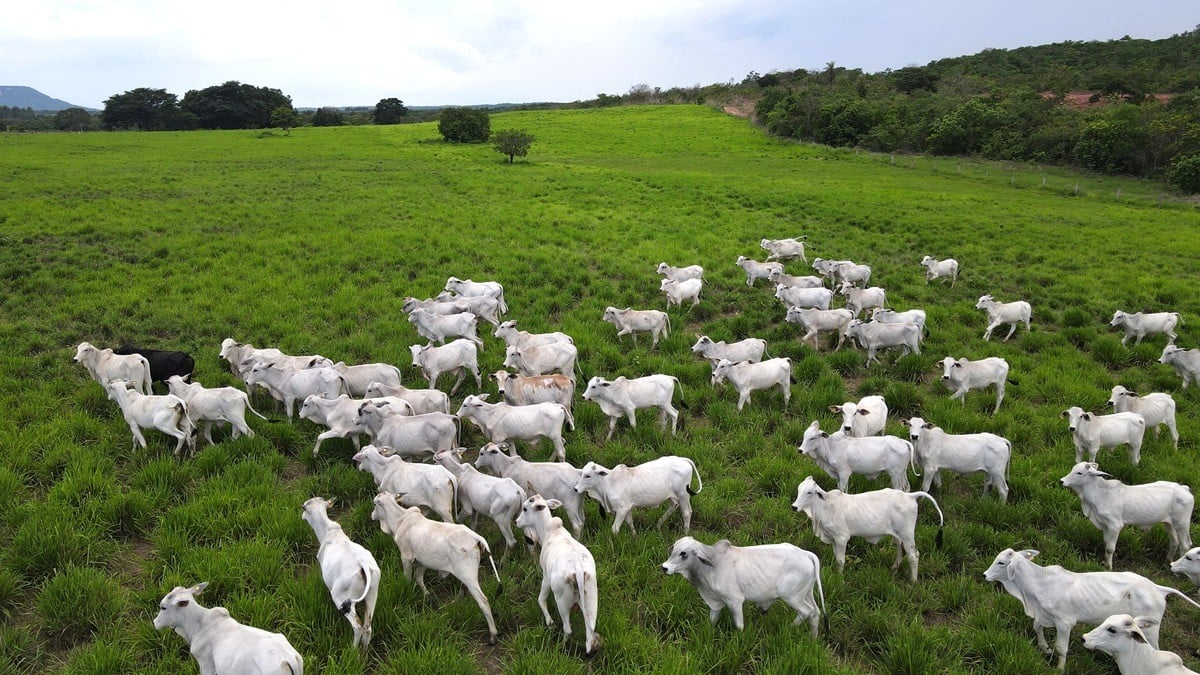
438, 106, 490, 142
180, 81, 292, 130
310, 107, 345, 127
1168, 153, 1200, 192
100, 88, 191, 131
269, 105, 299, 134
373, 97, 409, 125
53, 108, 97, 132
37, 566, 127, 642
493, 128, 535, 162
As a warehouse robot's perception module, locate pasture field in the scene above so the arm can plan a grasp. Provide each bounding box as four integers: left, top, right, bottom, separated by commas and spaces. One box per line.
2, 104, 1200, 674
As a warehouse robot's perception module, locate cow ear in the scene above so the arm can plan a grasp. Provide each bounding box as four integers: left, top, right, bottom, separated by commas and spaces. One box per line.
898, 418, 908, 425
827, 405, 840, 413
191, 582, 208, 595
545, 499, 562, 510
1060, 410, 1069, 418
697, 554, 715, 567
599, 468, 612, 475
923, 423, 934, 429
857, 409, 870, 416
1129, 628, 1148, 644
476, 393, 490, 401
820, 431, 829, 438
1018, 549, 1039, 560
175, 598, 190, 607
1134, 617, 1158, 632
816, 491, 825, 500
1082, 413, 1092, 420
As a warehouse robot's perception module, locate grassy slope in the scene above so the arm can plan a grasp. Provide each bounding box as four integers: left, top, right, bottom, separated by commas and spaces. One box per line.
1, 105, 1199, 673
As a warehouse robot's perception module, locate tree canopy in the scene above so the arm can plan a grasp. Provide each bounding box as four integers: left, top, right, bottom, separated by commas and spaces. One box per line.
374, 98, 408, 125
438, 107, 490, 142
100, 88, 190, 131
310, 108, 345, 127
493, 129, 534, 163
180, 81, 292, 130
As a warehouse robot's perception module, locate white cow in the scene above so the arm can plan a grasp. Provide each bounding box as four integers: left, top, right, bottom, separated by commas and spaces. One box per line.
938, 356, 1009, 414
475, 442, 585, 537
409, 340, 481, 394
153, 583, 304, 675
845, 320, 921, 365
300, 497, 381, 649
400, 296, 472, 317
457, 394, 573, 462
363, 382, 449, 415
1084, 614, 1199, 675
493, 320, 573, 349
902, 417, 1011, 501
514, 495, 600, 654
1062, 406, 1146, 464
691, 336, 769, 369
660, 277, 703, 309
244, 361, 347, 420
371, 492, 501, 643
166, 375, 266, 446
408, 309, 483, 346
831, 261, 871, 286
919, 256, 958, 286
106, 380, 194, 457
976, 294, 1032, 341
785, 307, 854, 350
601, 306, 671, 348
982, 548, 1200, 670
1111, 311, 1182, 346
869, 308, 927, 336
1108, 386, 1178, 449
330, 361, 402, 398
432, 292, 503, 326
837, 282, 887, 317
1060, 462, 1194, 570
735, 256, 784, 287
768, 269, 824, 288
434, 448, 527, 550
829, 395, 887, 437
444, 276, 508, 314
503, 342, 580, 382
219, 339, 332, 400
662, 536, 826, 636
1170, 548, 1200, 590
655, 262, 704, 282
1160, 345, 1200, 388
355, 402, 459, 459
760, 237, 807, 262
582, 374, 682, 439
491, 371, 574, 412
299, 394, 415, 457
74, 342, 152, 394
791, 476, 943, 582
353, 445, 458, 522
711, 358, 791, 411
811, 258, 851, 280
775, 285, 834, 311
573, 457, 702, 534
797, 421, 913, 491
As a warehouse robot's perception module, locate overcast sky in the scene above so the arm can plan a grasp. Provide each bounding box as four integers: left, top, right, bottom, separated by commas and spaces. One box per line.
3, 1, 1196, 109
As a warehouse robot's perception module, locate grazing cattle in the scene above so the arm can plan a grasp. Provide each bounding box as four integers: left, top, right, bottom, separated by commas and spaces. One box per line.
845, 320, 921, 365
432, 292, 503, 326
655, 262, 704, 282
372, 493, 501, 643
457, 394, 574, 462
515, 495, 600, 654
475, 442, 585, 537
74, 342, 152, 395
760, 237, 807, 262
363, 381, 450, 415
768, 269, 824, 289
1159, 345, 1200, 388
166, 375, 266, 446
869, 308, 927, 336
1170, 548, 1200, 590
601, 306, 671, 348
355, 402, 458, 459
902, 416, 1011, 501
691, 336, 768, 369
244, 361, 347, 420
491, 371, 574, 412
830, 395, 887, 437
734, 256, 783, 287
919, 256, 958, 286
301, 497, 381, 649
791, 477, 943, 582
837, 282, 887, 318
1110, 311, 1182, 346
1060, 462, 1193, 570
938, 356, 1009, 414
408, 309, 483, 347
114, 346, 195, 384
153, 583, 304, 675
975, 294, 1032, 341
434, 449, 527, 550
1062, 406, 1146, 465
504, 342, 580, 382
106, 380, 194, 457
330, 362, 403, 398
1108, 386, 1178, 449
662, 536, 826, 636
982, 548, 1200, 670
573, 456, 702, 534
660, 277, 703, 309
493, 320, 573, 350
582, 374, 682, 440
711, 358, 791, 411
409, 340, 481, 394
1083, 614, 1199, 675
785, 307, 854, 350
830, 261, 871, 286
775, 285, 834, 311
811, 258, 851, 280
353, 445, 458, 522
444, 276, 508, 314
797, 421, 913, 491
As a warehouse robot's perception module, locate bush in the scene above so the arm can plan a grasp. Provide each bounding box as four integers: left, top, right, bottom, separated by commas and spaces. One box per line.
1167, 154, 1200, 193
493, 129, 534, 163
311, 107, 344, 127
37, 566, 126, 643
438, 107, 490, 142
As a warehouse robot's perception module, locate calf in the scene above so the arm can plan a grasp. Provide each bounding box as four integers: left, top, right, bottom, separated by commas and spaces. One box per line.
711, 358, 791, 411
493, 320, 573, 350
735, 256, 783, 287
938, 356, 1009, 414
475, 442, 585, 537
372, 492, 501, 643
245, 361, 347, 420
975, 294, 1031, 341
1083, 614, 1198, 675
432, 291, 503, 326
491, 370, 574, 412
153, 583, 304, 675
760, 237, 807, 262
515, 495, 600, 654
582, 374, 682, 439
408, 309, 483, 346
662, 536, 826, 635
1108, 386, 1178, 449
830, 395, 887, 437
1160, 344, 1200, 388
601, 306, 671, 348
166, 375, 266, 446
1170, 547, 1200, 590
1111, 310, 1182, 346
791, 476, 943, 582
837, 282, 886, 317
409, 340, 481, 394
457, 394, 574, 462
356, 402, 459, 459
798, 421, 913, 491
434, 448, 527, 550
919, 256, 958, 286
845, 320, 921, 365
114, 346, 194, 384
691, 336, 768, 369
301, 497, 381, 649
444, 276, 508, 314
768, 269, 823, 289
362, 381, 450, 415
832, 261, 871, 286
902, 417, 1011, 501
573, 456, 702, 534
503, 342, 580, 382
353, 445, 458, 522
331, 361, 402, 398
660, 277, 703, 309
982, 548, 1200, 670
106, 380, 193, 457
811, 257, 851, 280
655, 262, 704, 282
1060, 462, 1193, 570
775, 284, 833, 311
1062, 406, 1146, 465
74, 342, 152, 395
785, 307, 853, 350
870, 307, 927, 336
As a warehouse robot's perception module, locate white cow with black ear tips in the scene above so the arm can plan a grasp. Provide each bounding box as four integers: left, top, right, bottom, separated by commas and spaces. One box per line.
829, 395, 887, 437
301, 497, 381, 649
1083, 614, 1198, 675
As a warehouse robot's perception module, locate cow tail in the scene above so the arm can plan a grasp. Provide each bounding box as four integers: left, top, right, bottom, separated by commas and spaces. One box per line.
562, 405, 576, 431
448, 476, 459, 523
139, 356, 153, 395
912, 491, 945, 548
686, 458, 703, 495
664, 313, 672, 339
1159, 584, 1200, 610
480, 537, 502, 595
673, 377, 688, 411
1176, 312, 1185, 326
810, 550, 829, 637
244, 394, 269, 420
499, 293, 508, 316
905, 440, 920, 477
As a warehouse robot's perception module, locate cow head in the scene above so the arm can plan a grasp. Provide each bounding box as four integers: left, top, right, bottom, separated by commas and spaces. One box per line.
662, 536, 713, 575
1170, 547, 1200, 585
574, 461, 609, 494
1082, 614, 1157, 655
1107, 385, 1133, 408
154, 582, 209, 632
1160, 345, 1183, 364
797, 421, 826, 456
581, 376, 609, 401
494, 320, 517, 339
974, 295, 994, 309
1060, 406, 1088, 431
983, 548, 1038, 583
710, 359, 735, 387
901, 416, 933, 440
939, 356, 960, 381
1060, 461, 1106, 489
1109, 310, 1128, 327
515, 494, 562, 532
791, 476, 825, 512
691, 335, 713, 353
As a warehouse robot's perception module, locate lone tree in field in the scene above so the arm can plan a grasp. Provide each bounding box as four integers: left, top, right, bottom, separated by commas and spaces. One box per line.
270, 106, 299, 135
493, 129, 534, 163
374, 97, 408, 124
438, 107, 490, 142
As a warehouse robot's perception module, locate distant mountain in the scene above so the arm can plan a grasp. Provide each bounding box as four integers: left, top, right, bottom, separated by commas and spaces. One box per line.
0, 86, 94, 112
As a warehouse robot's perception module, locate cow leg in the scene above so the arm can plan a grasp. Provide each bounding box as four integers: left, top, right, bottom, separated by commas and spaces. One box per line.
904, 538, 919, 582
128, 424, 148, 450
833, 539, 848, 572
1103, 526, 1119, 569
993, 471, 1009, 503
605, 416, 618, 441
449, 369, 467, 396
612, 507, 633, 534
1166, 520, 1181, 559
656, 498, 679, 530
921, 468, 935, 493
203, 421, 217, 445
1052, 622, 1072, 670
342, 599, 364, 648
538, 575, 555, 626
983, 322, 996, 341
1004, 323, 1018, 341
780, 382, 790, 407
890, 536, 904, 572
551, 436, 566, 463
736, 392, 749, 411
456, 569, 498, 643
665, 406, 679, 435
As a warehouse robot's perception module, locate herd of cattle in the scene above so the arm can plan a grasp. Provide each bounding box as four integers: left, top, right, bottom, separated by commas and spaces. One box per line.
71, 239, 1200, 673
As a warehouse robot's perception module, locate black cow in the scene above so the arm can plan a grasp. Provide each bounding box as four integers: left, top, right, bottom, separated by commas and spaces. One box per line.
113, 346, 195, 383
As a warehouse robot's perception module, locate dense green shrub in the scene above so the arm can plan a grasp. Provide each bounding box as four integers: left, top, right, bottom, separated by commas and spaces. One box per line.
438, 107, 490, 142
1168, 153, 1200, 192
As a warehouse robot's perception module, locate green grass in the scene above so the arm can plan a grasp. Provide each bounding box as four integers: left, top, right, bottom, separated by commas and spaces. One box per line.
2, 104, 1199, 672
